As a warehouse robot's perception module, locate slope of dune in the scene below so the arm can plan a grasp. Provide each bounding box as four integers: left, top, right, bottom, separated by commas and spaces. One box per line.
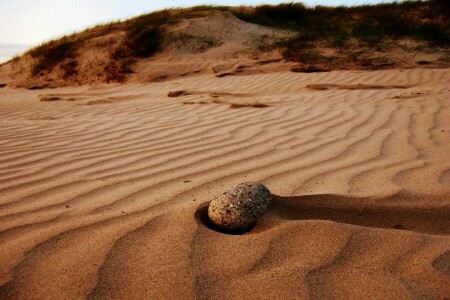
0, 11, 294, 88
0, 67, 449, 298
0, 1, 449, 88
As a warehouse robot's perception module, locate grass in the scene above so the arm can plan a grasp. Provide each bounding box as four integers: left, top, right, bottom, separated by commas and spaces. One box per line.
60, 59, 78, 79
103, 16, 164, 82
29, 38, 77, 76
232, 0, 449, 62
0, 55, 20, 66
23, 1, 449, 80
103, 5, 226, 81
104, 58, 135, 83
127, 27, 162, 58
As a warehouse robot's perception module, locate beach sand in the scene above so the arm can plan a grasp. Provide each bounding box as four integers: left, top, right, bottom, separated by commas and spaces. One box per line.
0, 67, 449, 298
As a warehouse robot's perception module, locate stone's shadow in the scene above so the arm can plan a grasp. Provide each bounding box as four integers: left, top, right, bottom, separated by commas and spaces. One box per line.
195, 194, 450, 236
269, 194, 450, 235
270, 194, 373, 221
194, 201, 255, 235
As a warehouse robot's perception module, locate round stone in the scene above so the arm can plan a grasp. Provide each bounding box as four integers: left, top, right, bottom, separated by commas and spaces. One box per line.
208, 182, 272, 232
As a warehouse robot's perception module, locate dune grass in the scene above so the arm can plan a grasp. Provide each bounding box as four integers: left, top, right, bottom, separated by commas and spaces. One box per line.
232, 0, 449, 61
24, 1, 449, 79
29, 38, 76, 76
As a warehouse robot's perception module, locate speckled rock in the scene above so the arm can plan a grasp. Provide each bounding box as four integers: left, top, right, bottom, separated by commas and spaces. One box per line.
208, 182, 272, 231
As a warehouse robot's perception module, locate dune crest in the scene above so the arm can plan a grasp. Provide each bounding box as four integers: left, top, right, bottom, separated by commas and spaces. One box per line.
1, 1, 449, 89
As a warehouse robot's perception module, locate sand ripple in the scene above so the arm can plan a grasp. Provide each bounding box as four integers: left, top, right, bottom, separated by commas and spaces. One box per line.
0, 68, 449, 298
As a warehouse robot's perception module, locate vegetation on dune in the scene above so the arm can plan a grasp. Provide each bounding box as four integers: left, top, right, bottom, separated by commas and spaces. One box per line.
104, 20, 164, 82
103, 6, 227, 82
29, 38, 76, 76
233, 0, 449, 62
22, 1, 449, 81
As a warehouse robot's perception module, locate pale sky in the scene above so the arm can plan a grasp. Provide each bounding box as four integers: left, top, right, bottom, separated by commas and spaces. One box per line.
0, 0, 387, 61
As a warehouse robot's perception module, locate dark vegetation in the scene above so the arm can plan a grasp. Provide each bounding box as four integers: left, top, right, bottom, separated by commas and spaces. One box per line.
23, 6, 221, 79
29, 38, 76, 76
103, 11, 168, 82
232, 0, 449, 63
24, 1, 449, 81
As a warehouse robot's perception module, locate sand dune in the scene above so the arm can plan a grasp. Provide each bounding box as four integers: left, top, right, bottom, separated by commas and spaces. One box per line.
0, 67, 449, 299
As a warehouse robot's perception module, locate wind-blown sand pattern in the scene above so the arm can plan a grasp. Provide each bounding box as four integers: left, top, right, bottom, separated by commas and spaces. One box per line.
0, 68, 449, 299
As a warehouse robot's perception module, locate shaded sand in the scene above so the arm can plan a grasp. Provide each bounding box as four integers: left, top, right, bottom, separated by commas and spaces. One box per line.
0, 68, 449, 299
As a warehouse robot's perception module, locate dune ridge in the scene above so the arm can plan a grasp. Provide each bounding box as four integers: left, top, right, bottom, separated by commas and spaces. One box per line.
0, 67, 449, 298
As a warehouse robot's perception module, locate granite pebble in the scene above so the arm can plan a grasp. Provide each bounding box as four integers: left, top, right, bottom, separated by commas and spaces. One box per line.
208, 182, 272, 231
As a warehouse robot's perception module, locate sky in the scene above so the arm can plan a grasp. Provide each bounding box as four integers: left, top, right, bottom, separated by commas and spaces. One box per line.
0, 0, 387, 62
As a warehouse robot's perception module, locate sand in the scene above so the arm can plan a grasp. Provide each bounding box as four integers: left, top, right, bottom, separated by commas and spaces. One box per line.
0, 67, 449, 299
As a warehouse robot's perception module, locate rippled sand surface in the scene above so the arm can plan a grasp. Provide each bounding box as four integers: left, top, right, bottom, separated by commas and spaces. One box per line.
0, 68, 449, 299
